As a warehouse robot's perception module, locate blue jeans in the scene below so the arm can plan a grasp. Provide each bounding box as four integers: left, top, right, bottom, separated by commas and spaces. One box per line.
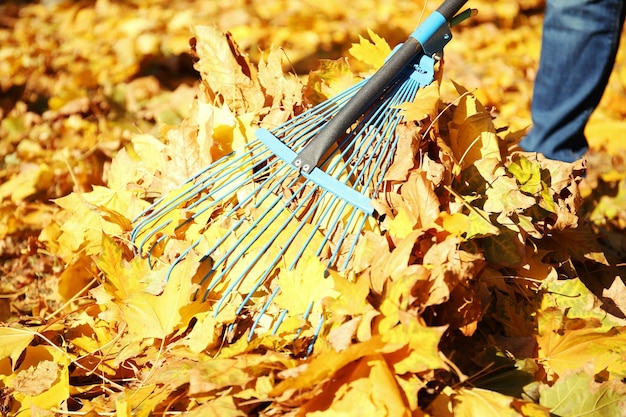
519, 0, 626, 162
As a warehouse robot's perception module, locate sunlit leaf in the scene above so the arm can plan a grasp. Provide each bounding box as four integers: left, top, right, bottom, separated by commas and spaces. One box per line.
4, 345, 70, 414
466, 206, 501, 239
0, 327, 35, 365
381, 319, 447, 374
306, 58, 360, 103
454, 388, 521, 417
536, 307, 626, 379
275, 254, 338, 317
543, 278, 626, 331
429, 387, 522, 417
185, 395, 247, 417
302, 354, 411, 416
384, 123, 420, 181
448, 84, 502, 167
94, 234, 203, 339
270, 335, 387, 396
484, 174, 537, 214
396, 82, 440, 122
539, 366, 626, 416
349, 29, 392, 70
192, 25, 264, 112
0, 163, 53, 203
507, 153, 542, 195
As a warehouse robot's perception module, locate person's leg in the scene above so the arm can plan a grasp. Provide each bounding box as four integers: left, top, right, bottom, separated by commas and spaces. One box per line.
519, 0, 626, 162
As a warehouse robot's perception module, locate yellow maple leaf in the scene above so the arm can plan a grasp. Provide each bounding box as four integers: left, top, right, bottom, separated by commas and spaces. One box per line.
386, 207, 416, 241
302, 354, 411, 417
381, 319, 447, 374
0, 163, 53, 203
270, 335, 387, 396
0, 327, 35, 365
348, 28, 392, 70
129, 133, 166, 179
116, 392, 132, 417
257, 47, 304, 126
94, 234, 204, 339
4, 345, 70, 414
437, 387, 521, 417
192, 25, 264, 113
396, 170, 441, 230
326, 272, 373, 318
437, 212, 471, 237
536, 307, 626, 380
53, 186, 141, 261
183, 311, 220, 353
306, 58, 360, 103
274, 254, 338, 316
57, 255, 99, 302
185, 395, 247, 417
448, 82, 502, 168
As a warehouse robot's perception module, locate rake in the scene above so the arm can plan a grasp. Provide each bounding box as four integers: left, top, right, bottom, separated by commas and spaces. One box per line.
131, 0, 471, 343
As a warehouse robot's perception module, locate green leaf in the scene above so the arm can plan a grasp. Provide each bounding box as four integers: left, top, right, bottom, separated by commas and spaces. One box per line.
538, 181, 558, 213
482, 227, 525, 268
540, 366, 626, 416
507, 154, 542, 195
543, 278, 626, 331
466, 207, 500, 239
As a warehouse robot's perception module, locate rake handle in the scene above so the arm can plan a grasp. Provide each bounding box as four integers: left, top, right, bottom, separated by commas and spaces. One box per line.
436, 0, 469, 21
293, 0, 468, 174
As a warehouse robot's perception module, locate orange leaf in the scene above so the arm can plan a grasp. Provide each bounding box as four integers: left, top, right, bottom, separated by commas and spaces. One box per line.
536, 307, 626, 379
384, 124, 421, 182
396, 82, 440, 122
270, 335, 387, 396
301, 354, 411, 416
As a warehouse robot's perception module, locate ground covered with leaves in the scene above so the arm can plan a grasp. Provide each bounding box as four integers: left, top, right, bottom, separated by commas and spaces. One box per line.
1, 0, 626, 415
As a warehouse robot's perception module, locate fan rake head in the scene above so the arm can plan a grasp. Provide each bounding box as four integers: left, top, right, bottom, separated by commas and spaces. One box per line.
131, 53, 437, 344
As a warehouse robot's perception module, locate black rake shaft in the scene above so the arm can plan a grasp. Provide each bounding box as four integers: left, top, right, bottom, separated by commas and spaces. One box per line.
292, 0, 468, 173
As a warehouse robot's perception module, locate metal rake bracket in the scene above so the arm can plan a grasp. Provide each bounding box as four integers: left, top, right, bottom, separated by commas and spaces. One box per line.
414, 14, 453, 57
409, 55, 436, 87
257, 129, 375, 215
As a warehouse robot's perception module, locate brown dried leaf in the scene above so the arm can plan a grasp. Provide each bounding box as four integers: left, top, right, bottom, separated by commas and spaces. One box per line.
384, 124, 421, 182
257, 48, 304, 127
192, 25, 264, 112
11, 360, 59, 397
602, 277, 626, 319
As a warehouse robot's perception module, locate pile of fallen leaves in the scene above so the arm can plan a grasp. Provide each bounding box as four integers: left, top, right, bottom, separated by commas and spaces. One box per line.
1, 0, 626, 416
